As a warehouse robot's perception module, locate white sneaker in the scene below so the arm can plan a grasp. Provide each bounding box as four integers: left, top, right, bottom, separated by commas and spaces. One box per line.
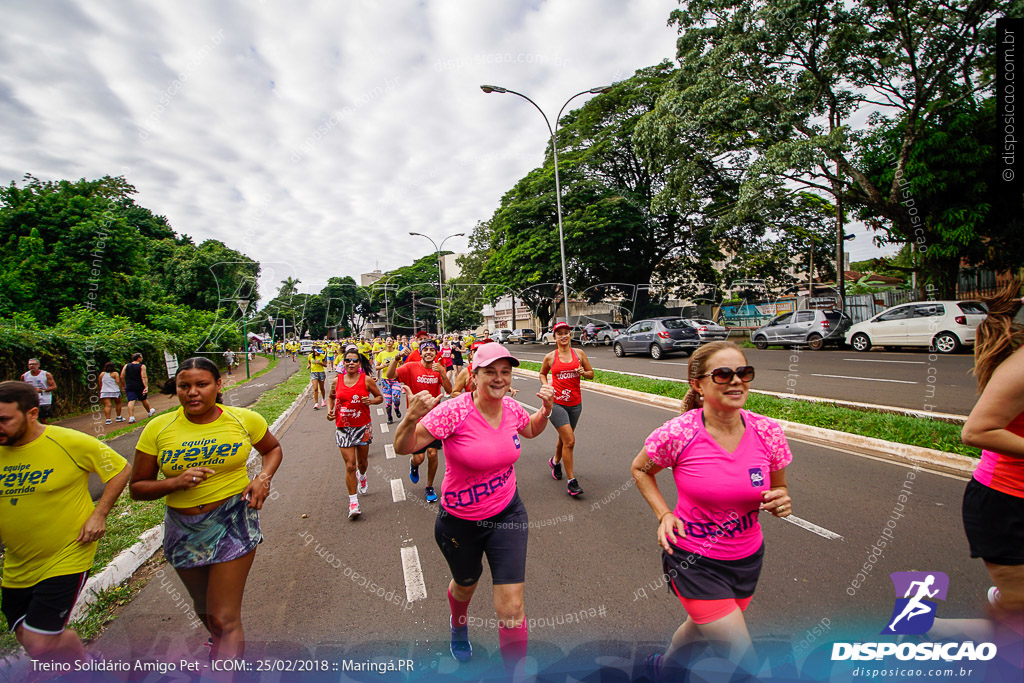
115, 416, 125, 422
105, 419, 112, 425
148, 408, 156, 417
348, 501, 361, 519
358, 475, 368, 495
128, 416, 136, 424
987, 586, 1001, 607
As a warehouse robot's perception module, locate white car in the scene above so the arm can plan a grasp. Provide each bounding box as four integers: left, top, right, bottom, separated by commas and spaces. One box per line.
844, 300, 987, 354
492, 329, 513, 344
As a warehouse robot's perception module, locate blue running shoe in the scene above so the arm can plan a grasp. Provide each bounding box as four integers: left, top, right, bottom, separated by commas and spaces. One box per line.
450, 618, 472, 662
425, 487, 438, 503
410, 464, 419, 484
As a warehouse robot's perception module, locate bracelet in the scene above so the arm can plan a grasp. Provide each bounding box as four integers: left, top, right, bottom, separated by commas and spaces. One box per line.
540, 409, 551, 419
658, 511, 674, 523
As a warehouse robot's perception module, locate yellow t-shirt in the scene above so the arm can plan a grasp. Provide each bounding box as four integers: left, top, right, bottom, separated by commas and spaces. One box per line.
136, 405, 269, 509
357, 342, 372, 359
376, 349, 400, 371
0, 426, 128, 588
372, 342, 385, 354
308, 352, 326, 372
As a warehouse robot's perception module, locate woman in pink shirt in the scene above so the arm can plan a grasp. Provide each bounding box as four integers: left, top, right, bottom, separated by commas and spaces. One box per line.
393, 343, 554, 675
631, 341, 793, 679
961, 281, 1024, 625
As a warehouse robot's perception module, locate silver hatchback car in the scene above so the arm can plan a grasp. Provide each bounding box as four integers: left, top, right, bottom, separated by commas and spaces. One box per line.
613, 317, 701, 359
751, 309, 852, 350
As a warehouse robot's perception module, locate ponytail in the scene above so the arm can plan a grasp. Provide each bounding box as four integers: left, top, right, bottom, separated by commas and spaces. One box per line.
973, 278, 1024, 392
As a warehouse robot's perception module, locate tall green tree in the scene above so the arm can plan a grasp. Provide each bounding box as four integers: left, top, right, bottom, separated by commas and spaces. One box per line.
662, 0, 1006, 296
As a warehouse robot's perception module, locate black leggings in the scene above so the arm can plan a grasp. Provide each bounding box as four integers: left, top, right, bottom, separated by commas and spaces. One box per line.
434, 492, 528, 586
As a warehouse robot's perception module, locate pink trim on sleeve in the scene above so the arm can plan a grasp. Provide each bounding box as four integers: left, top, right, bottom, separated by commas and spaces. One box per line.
644, 410, 701, 468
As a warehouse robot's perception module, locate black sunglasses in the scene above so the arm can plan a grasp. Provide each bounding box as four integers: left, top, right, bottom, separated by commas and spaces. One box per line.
343, 357, 361, 363
696, 366, 755, 384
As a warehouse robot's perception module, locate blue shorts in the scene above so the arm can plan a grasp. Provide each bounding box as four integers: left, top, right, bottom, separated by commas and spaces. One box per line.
125, 389, 147, 402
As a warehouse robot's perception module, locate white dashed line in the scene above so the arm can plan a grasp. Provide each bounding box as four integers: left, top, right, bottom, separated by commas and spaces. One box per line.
377, 407, 385, 416
811, 373, 917, 384
390, 478, 406, 502
400, 546, 427, 602
842, 359, 925, 364
380, 423, 390, 434
781, 515, 844, 541
385, 444, 396, 459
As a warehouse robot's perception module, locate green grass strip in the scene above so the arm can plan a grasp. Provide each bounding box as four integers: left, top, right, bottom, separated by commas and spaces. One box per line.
518, 360, 978, 458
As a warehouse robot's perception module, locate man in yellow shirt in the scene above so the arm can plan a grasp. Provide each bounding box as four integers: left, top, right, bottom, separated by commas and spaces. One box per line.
0, 381, 129, 665
307, 346, 328, 409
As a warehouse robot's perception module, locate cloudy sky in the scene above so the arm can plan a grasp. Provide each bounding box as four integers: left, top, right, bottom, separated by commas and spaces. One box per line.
1, 0, 891, 302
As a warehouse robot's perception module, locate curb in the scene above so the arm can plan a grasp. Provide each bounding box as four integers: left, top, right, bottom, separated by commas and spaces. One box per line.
66, 381, 314, 624
511, 368, 976, 478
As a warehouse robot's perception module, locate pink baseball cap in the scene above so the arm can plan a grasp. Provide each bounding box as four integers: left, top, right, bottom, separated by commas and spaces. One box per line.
472, 342, 520, 368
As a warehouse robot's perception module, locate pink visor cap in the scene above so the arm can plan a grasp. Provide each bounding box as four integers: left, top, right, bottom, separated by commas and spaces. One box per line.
472, 342, 520, 368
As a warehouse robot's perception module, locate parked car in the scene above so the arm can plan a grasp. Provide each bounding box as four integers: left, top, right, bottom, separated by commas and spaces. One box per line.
750, 309, 852, 350
492, 329, 514, 344
508, 328, 537, 344
683, 319, 729, 343
299, 339, 314, 353
595, 323, 627, 345
844, 300, 987, 354
613, 317, 701, 359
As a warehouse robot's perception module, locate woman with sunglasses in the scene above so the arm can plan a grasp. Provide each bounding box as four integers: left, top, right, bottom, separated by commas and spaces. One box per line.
328, 347, 383, 519
631, 341, 793, 679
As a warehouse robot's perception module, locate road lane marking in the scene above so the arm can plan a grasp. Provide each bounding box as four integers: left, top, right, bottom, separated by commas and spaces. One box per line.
811, 373, 917, 384
380, 423, 390, 433
843, 359, 925, 364
390, 478, 406, 502
377, 408, 385, 415
385, 444, 396, 459
400, 546, 427, 602
782, 515, 844, 541
650, 361, 689, 366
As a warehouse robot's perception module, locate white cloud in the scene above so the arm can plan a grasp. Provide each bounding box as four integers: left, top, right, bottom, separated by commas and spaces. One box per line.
0, 0, 891, 302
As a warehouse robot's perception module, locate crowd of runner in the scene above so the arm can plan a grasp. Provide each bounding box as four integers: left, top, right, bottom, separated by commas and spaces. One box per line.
2, 280, 1023, 680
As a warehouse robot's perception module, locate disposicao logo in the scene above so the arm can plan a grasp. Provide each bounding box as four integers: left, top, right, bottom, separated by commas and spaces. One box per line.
831, 571, 997, 662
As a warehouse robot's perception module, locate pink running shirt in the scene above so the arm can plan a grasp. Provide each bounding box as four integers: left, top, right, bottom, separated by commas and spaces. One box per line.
644, 409, 792, 560
420, 392, 531, 520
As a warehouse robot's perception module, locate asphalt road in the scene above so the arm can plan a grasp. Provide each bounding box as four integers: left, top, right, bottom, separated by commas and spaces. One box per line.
90, 372, 993, 679
509, 342, 978, 416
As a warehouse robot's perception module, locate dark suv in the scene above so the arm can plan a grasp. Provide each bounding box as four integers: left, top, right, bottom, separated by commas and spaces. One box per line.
613, 317, 700, 359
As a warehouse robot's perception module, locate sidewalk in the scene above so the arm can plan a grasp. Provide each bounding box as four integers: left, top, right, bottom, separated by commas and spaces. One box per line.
54, 354, 275, 437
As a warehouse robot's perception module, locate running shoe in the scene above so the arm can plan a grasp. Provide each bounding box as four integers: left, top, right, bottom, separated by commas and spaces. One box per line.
348, 501, 361, 519
115, 416, 125, 422
548, 457, 562, 480
450, 617, 472, 662
128, 416, 136, 424
387, 415, 394, 425
425, 487, 438, 503
105, 419, 112, 425
148, 408, 156, 417
642, 653, 664, 682
567, 478, 583, 496
987, 586, 1001, 607
313, 403, 320, 410
321, 399, 327, 407
358, 475, 368, 495
410, 464, 420, 484
395, 408, 402, 418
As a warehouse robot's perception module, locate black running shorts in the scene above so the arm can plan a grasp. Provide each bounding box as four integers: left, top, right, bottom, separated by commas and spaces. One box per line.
434, 491, 528, 586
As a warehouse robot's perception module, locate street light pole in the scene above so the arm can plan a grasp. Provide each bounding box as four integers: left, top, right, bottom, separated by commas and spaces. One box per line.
237, 299, 250, 379
410, 231, 465, 336
481, 84, 613, 324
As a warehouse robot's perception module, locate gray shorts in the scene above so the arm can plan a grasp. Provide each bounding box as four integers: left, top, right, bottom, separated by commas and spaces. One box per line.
550, 402, 582, 431
310, 371, 326, 381
335, 424, 373, 448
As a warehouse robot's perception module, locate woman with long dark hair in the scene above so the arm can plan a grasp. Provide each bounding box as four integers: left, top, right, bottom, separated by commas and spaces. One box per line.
129, 356, 283, 661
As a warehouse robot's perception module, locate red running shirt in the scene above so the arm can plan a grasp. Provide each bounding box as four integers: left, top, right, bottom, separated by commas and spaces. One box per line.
551, 348, 582, 406
397, 362, 445, 407
334, 375, 371, 428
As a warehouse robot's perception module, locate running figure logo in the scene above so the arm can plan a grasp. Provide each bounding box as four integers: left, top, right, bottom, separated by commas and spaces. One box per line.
882, 571, 949, 635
